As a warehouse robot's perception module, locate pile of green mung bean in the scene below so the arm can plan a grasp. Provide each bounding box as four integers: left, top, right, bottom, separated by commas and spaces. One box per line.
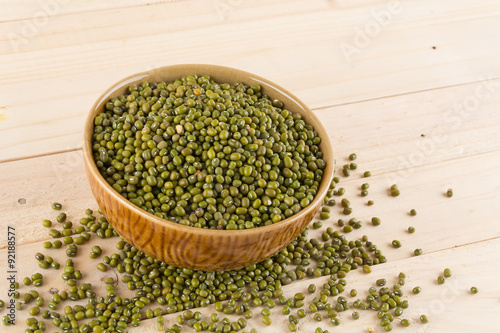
92, 75, 326, 230
9, 190, 387, 333
6, 152, 469, 333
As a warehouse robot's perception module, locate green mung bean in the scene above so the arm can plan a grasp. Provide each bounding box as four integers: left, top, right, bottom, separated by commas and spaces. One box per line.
392, 240, 401, 248
57, 213, 67, 223
312, 221, 322, 229
92, 76, 326, 230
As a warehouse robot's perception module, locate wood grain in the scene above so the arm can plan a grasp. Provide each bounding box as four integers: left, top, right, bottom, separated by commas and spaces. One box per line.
2, 0, 500, 160
0, 0, 191, 22
2, 78, 499, 247
1, 1, 500, 331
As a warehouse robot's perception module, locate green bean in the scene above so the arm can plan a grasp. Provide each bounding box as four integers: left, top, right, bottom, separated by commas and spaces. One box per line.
96, 263, 107, 272
29, 307, 40, 316
326, 199, 336, 206
446, 188, 453, 197
444, 268, 452, 277
409, 209, 417, 216
320, 212, 330, 219
2, 315, 10, 326
414, 248, 422, 256
48, 229, 61, 238
51, 202, 62, 210
312, 221, 322, 229
420, 315, 428, 323
470, 287, 478, 294
390, 185, 400, 196
392, 240, 402, 248
57, 213, 67, 223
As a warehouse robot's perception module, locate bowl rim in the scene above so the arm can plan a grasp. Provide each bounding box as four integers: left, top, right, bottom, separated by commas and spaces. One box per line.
82, 64, 334, 239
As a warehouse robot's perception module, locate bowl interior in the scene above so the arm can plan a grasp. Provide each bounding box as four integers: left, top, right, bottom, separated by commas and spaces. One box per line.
83, 64, 334, 270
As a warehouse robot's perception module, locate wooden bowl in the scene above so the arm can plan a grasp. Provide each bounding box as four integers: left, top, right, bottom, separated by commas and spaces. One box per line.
83, 64, 334, 271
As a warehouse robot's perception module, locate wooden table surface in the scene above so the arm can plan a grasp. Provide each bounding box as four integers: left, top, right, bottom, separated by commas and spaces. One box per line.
2, 1, 500, 332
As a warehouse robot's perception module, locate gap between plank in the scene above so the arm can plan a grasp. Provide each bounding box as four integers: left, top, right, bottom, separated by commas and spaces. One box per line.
0, 147, 82, 164
311, 75, 500, 111
390, 235, 500, 265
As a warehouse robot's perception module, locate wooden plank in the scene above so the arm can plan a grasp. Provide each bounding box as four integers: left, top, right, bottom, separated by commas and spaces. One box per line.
2, 0, 500, 160
0, 86, 499, 331
1, 77, 500, 246
0, 0, 191, 22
